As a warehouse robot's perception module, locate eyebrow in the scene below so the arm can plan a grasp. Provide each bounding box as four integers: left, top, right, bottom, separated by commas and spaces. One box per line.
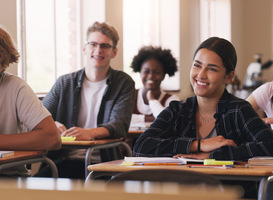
194, 60, 220, 68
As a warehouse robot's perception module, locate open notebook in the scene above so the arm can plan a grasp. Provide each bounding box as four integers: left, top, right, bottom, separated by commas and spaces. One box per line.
124, 156, 203, 165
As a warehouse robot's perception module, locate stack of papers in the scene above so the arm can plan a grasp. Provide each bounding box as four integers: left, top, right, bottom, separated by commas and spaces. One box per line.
124, 156, 203, 165
248, 156, 273, 166
129, 123, 151, 131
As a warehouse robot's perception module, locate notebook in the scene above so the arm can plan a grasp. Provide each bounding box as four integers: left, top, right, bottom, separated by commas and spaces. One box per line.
248, 156, 273, 166
124, 156, 203, 164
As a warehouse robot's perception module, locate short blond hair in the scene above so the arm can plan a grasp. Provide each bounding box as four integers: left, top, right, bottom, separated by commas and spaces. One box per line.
0, 26, 20, 72
86, 21, 119, 48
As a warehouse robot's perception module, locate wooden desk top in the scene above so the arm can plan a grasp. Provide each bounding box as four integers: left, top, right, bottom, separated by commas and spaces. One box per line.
0, 177, 239, 200
87, 159, 273, 177
62, 138, 124, 146
0, 151, 46, 164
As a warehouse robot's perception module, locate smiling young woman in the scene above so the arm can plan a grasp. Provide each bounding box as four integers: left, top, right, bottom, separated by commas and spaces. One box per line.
133, 37, 273, 198
130, 46, 180, 123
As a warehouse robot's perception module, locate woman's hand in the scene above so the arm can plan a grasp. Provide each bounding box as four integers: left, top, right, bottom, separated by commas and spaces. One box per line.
190, 135, 237, 153
146, 90, 155, 101
200, 135, 237, 152
173, 152, 210, 160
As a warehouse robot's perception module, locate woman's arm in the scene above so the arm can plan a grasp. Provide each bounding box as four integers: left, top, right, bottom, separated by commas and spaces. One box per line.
133, 101, 196, 157
212, 102, 273, 160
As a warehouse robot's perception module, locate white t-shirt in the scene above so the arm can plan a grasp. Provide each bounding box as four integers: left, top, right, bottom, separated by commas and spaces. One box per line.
77, 78, 107, 128
252, 81, 273, 129
67, 77, 107, 161
0, 73, 50, 134
131, 87, 180, 124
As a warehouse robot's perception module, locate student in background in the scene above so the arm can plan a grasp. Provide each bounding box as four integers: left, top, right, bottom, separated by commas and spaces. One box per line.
0, 26, 61, 175
0, 26, 61, 151
133, 37, 273, 198
247, 81, 273, 129
37, 21, 135, 179
130, 46, 179, 123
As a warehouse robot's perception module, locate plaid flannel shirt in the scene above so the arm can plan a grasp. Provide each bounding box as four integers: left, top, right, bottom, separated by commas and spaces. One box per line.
133, 89, 273, 161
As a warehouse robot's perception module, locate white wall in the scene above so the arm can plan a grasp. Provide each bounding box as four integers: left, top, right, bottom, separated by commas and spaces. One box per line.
231, 0, 273, 87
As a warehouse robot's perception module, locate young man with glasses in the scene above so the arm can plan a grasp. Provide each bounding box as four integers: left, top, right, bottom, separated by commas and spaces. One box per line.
37, 21, 135, 179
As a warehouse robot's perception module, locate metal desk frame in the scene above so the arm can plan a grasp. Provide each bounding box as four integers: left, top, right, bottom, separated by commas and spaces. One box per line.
0, 156, 58, 178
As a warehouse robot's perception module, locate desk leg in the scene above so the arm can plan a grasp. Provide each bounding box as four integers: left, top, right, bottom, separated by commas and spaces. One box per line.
85, 147, 95, 178
85, 171, 122, 187
84, 142, 132, 177
258, 175, 273, 200
120, 142, 132, 157
41, 156, 59, 178
0, 156, 58, 178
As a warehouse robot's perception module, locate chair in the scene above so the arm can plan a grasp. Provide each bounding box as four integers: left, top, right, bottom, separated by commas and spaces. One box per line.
107, 169, 223, 190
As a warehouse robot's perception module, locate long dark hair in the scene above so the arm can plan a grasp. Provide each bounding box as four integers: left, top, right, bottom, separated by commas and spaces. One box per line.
193, 37, 237, 74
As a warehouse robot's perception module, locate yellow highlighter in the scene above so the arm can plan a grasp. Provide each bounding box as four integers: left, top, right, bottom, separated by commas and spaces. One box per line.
61, 136, 76, 141
204, 159, 234, 166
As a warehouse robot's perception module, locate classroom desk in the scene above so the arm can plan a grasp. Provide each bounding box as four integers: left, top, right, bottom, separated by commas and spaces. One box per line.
128, 130, 144, 137
126, 130, 145, 150
0, 151, 58, 178
128, 123, 149, 138
0, 177, 239, 200
62, 139, 132, 177
86, 159, 273, 200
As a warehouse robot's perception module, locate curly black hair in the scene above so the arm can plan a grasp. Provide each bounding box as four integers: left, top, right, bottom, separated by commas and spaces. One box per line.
130, 46, 178, 77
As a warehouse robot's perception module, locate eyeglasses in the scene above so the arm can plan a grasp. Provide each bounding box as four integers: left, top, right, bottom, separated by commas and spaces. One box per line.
85, 41, 113, 50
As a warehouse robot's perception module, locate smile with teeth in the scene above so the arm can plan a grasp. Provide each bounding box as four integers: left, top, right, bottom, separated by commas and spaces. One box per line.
147, 80, 154, 84
92, 55, 104, 60
196, 80, 209, 86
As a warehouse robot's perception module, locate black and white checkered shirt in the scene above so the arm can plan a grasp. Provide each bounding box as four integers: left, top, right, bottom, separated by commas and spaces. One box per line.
133, 89, 273, 161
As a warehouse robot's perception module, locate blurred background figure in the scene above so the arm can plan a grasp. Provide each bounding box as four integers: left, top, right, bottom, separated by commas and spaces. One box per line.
130, 46, 180, 124
243, 53, 272, 91
247, 81, 273, 129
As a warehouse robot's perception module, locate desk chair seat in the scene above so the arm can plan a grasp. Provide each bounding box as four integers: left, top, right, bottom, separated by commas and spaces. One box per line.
108, 169, 223, 189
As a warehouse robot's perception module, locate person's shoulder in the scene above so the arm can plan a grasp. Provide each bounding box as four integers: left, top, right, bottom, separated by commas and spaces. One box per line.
109, 68, 135, 84
58, 68, 83, 79
1, 73, 27, 87
110, 68, 132, 78
259, 81, 273, 91
228, 93, 252, 108
169, 96, 194, 110
55, 68, 84, 86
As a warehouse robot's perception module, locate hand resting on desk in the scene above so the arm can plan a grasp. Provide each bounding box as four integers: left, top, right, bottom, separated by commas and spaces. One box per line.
174, 136, 237, 160
57, 121, 110, 141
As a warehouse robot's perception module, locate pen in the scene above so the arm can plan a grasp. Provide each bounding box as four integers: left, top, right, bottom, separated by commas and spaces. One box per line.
143, 163, 183, 165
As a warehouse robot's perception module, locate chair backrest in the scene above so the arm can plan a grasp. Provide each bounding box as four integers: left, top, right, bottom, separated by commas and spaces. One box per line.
108, 169, 222, 188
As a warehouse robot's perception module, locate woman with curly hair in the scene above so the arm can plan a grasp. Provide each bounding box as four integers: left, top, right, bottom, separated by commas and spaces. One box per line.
130, 46, 179, 123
